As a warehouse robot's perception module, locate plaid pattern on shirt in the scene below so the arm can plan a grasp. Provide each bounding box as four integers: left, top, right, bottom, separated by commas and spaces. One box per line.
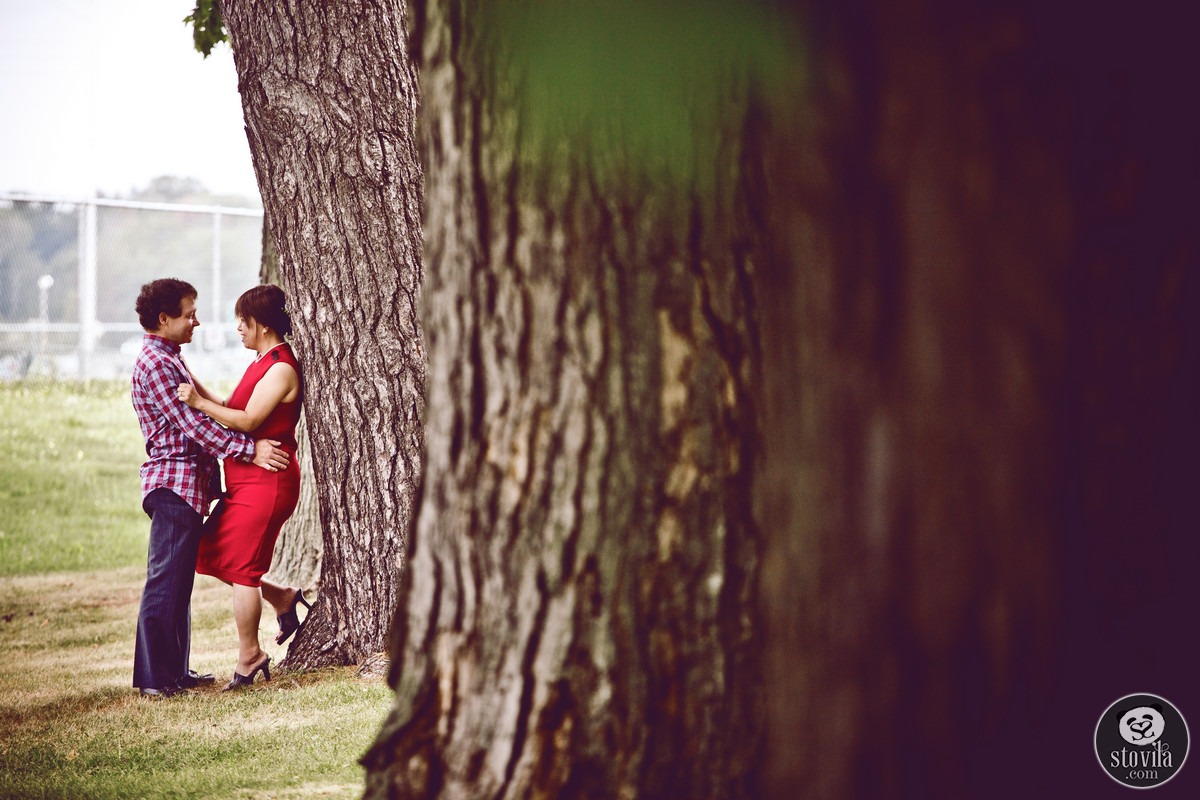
131, 334, 255, 515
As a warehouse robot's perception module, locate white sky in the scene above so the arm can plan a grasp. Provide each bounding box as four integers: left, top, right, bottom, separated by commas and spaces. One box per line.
0, 0, 260, 201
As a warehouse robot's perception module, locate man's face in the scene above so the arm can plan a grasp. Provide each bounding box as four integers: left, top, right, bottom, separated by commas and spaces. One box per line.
158, 295, 199, 345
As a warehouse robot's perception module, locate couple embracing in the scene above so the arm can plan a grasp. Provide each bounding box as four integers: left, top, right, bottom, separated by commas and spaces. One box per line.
130, 278, 311, 697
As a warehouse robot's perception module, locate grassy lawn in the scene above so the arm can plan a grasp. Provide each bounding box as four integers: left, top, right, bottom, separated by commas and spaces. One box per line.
0, 381, 391, 799
0, 381, 148, 576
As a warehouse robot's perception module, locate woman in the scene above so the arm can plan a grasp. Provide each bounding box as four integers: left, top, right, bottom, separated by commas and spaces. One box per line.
177, 284, 310, 690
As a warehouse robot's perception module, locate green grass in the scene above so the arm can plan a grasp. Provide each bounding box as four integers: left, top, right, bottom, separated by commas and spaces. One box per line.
0, 382, 392, 799
0, 570, 390, 799
0, 381, 148, 576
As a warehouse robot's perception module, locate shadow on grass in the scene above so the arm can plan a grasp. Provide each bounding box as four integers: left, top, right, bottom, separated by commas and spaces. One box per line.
0, 684, 131, 731
0, 569, 392, 800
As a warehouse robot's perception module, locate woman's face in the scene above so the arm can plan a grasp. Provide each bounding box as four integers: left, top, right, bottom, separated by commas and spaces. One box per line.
236, 315, 260, 351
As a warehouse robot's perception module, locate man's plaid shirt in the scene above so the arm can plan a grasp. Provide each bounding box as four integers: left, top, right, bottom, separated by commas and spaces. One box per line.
131, 334, 255, 515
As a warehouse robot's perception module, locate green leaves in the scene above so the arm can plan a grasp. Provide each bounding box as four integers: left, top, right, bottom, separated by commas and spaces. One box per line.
481, 0, 803, 192
184, 0, 228, 58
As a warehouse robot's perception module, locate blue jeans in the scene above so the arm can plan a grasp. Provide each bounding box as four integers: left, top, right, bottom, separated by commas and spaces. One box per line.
132, 488, 202, 690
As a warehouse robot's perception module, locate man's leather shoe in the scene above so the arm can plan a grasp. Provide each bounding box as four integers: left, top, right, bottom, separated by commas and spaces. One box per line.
139, 685, 188, 698
177, 670, 215, 688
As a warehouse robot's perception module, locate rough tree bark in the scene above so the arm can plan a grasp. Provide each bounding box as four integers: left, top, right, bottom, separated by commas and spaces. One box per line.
221, 0, 425, 668
363, 1, 1200, 798
364, 1, 762, 796
259, 220, 323, 590
265, 412, 323, 590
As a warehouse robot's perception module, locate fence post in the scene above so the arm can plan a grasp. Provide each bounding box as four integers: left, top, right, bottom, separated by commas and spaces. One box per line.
76, 200, 98, 380
210, 210, 223, 351
0, 192, 263, 382
37, 274, 53, 375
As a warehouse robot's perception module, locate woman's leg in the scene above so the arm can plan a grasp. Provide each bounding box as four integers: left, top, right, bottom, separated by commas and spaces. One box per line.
260, 578, 300, 616
260, 578, 310, 644
231, 583, 268, 673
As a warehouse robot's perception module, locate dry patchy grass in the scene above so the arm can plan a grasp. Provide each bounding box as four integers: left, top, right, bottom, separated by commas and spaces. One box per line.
0, 568, 392, 800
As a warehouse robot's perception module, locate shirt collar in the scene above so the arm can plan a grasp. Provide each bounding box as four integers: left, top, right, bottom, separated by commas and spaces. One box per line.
143, 333, 182, 356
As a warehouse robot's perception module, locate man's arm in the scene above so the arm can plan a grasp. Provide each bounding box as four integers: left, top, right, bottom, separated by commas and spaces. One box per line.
141, 355, 255, 462
166, 380, 290, 471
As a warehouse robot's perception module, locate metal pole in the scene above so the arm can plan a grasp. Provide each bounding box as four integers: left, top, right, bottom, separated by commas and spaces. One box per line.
211, 210, 223, 351
37, 274, 53, 375
77, 201, 98, 379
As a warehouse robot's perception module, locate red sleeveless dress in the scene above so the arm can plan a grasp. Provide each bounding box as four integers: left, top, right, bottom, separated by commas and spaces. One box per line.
197, 344, 302, 587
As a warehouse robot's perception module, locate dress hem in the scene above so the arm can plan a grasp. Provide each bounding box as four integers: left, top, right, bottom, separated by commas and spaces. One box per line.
196, 563, 263, 588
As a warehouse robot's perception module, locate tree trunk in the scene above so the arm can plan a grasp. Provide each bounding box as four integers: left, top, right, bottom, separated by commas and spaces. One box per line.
756, 4, 1071, 794
361, 1, 1200, 798
259, 218, 323, 591
265, 396, 324, 590
755, 2, 1200, 797
222, 0, 425, 668
364, 1, 762, 796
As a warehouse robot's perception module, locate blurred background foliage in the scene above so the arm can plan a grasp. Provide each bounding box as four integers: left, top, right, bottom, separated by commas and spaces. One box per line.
0, 176, 258, 329
478, 0, 803, 194
0, 177, 261, 382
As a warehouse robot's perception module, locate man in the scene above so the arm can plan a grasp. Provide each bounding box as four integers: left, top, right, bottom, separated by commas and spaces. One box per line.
130, 278, 289, 697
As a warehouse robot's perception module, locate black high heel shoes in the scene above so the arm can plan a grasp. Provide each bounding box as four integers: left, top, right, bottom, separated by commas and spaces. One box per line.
223, 654, 271, 691
275, 588, 312, 645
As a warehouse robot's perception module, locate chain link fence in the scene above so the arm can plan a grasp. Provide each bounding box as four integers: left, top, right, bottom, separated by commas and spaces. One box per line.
0, 193, 264, 387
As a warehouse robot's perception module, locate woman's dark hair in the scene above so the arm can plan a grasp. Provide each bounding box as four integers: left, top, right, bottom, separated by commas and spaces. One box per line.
135, 278, 197, 331
235, 284, 292, 336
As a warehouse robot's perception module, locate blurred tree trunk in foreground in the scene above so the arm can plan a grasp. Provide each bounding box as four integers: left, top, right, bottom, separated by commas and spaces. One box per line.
760, 2, 1200, 796
259, 221, 323, 591
364, 1, 764, 796
755, 4, 1073, 795
360, 0, 1200, 798
221, 0, 426, 668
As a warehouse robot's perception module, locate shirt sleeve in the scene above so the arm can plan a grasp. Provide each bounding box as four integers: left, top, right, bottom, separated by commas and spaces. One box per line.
144, 355, 256, 462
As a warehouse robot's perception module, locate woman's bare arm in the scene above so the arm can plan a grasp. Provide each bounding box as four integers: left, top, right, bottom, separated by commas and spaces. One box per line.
177, 362, 298, 432
187, 373, 226, 406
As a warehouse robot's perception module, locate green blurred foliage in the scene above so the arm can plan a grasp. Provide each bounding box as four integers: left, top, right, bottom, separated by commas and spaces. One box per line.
184, 0, 228, 58
481, 0, 803, 193
181, 0, 803, 194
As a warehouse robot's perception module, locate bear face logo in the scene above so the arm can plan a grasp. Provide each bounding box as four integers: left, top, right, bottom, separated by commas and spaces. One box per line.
1118, 704, 1167, 746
